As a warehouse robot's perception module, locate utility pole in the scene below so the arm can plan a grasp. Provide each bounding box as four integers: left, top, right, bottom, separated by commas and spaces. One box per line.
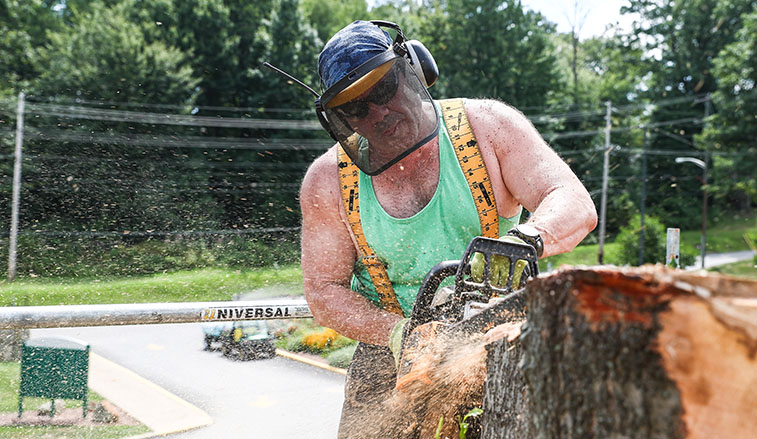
8, 92, 25, 282
701, 94, 711, 269
639, 128, 648, 266
598, 101, 611, 264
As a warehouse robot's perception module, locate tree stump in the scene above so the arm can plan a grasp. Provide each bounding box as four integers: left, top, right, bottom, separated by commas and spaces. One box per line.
483, 266, 757, 439
482, 325, 529, 439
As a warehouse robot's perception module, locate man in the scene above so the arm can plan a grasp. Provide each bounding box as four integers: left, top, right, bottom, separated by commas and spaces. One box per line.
299, 21, 597, 437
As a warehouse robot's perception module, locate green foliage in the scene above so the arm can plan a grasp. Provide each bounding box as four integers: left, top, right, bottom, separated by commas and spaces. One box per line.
434, 416, 444, 439
33, 2, 198, 103
457, 407, 483, 439
700, 8, 757, 211
0, 425, 151, 439
273, 319, 356, 358
326, 344, 357, 368
0, 0, 63, 91
302, 0, 368, 44
419, 0, 560, 107
622, 0, 756, 226
614, 214, 665, 266
612, 214, 696, 267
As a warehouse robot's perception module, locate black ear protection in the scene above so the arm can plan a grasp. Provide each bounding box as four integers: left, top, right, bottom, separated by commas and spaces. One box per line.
264, 21, 438, 141
368, 20, 438, 88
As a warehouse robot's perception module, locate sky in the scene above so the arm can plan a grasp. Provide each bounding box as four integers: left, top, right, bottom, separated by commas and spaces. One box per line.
519, 0, 637, 39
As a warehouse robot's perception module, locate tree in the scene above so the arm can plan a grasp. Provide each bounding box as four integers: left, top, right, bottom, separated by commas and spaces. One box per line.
623, 0, 755, 227
547, 32, 649, 238
34, 2, 197, 103
418, 0, 560, 108
302, 0, 368, 44
700, 7, 757, 212
257, 0, 321, 110
0, 0, 64, 93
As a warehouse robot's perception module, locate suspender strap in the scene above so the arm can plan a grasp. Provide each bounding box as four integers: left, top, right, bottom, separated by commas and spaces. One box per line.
336, 98, 498, 315
337, 147, 404, 315
440, 98, 499, 238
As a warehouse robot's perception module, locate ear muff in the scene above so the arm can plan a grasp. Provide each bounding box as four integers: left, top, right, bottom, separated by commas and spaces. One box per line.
370, 20, 439, 88
404, 40, 438, 88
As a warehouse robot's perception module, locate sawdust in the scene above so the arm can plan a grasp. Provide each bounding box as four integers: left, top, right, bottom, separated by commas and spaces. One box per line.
344, 333, 489, 439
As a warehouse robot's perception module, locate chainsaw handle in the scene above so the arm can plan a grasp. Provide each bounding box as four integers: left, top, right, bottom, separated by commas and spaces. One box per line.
406, 260, 459, 333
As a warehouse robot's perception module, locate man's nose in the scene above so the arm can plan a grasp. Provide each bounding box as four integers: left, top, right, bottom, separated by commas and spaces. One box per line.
365, 101, 390, 122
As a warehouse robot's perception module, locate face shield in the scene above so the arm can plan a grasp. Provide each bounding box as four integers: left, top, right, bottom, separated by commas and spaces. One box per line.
320, 51, 439, 176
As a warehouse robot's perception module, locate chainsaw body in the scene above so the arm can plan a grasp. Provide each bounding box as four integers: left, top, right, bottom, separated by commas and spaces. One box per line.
396, 236, 539, 391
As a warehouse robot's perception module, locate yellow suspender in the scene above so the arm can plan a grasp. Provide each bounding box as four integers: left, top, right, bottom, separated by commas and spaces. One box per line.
440, 99, 500, 238
337, 98, 498, 315
337, 147, 404, 315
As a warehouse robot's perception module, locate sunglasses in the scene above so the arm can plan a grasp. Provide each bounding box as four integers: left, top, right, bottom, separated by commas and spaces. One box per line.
334, 67, 400, 119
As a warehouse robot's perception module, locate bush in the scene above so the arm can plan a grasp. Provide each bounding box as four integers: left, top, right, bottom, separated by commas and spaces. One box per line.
612, 214, 696, 267
327, 344, 357, 369
613, 214, 665, 266
274, 320, 357, 357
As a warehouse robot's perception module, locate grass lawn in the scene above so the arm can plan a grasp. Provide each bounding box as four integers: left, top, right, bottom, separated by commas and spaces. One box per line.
0, 425, 149, 439
543, 210, 756, 270
681, 210, 757, 253
540, 242, 615, 269
0, 266, 303, 307
709, 259, 757, 279
0, 362, 150, 439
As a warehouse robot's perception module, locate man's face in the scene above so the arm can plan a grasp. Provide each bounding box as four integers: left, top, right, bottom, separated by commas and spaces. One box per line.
334, 63, 435, 161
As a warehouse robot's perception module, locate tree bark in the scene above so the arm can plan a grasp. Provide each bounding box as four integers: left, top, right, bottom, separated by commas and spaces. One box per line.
482, 323, 529, 439
483, 266, 757, 439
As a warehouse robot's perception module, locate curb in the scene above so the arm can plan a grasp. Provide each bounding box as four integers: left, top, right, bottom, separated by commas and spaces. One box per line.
88, 353, 212, 438
275, 349, 347, 375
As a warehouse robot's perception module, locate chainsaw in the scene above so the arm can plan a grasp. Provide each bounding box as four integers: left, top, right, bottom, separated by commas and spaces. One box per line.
395, 236, 539, 391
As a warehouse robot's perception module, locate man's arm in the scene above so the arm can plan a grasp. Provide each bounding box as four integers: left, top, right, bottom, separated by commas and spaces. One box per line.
466, 99, 598, 257
300, 148, 403, 346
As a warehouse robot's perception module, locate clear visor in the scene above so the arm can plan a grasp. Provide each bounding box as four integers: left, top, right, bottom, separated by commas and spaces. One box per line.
322, 57, 439, 175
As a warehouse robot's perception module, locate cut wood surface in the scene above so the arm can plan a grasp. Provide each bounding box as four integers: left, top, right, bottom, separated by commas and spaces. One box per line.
483, 265, 757, 439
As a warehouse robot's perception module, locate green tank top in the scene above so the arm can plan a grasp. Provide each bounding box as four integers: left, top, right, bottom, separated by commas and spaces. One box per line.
350, 102, 521, 316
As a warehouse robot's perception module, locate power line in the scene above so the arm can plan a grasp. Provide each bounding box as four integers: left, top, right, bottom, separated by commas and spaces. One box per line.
24, 154, 312, 169
24, 103, 323, 130
0, 227, 301, 238
543, 116, 703, 140
23, 95, 316, 115
25, 129, 333, 151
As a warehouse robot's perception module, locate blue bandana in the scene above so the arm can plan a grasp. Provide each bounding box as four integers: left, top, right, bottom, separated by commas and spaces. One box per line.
318, 21, 393, 90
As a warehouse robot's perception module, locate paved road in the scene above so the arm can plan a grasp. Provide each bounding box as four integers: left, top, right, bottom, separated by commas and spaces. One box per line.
689, 250, 754, 270
33, 323, 345, 438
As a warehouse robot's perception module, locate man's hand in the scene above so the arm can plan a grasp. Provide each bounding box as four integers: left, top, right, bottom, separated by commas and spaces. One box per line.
389, 318, 410, 368
470, 235, 531, 288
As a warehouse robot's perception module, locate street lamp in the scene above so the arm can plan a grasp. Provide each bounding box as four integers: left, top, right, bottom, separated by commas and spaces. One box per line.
675, 156, 707, 269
